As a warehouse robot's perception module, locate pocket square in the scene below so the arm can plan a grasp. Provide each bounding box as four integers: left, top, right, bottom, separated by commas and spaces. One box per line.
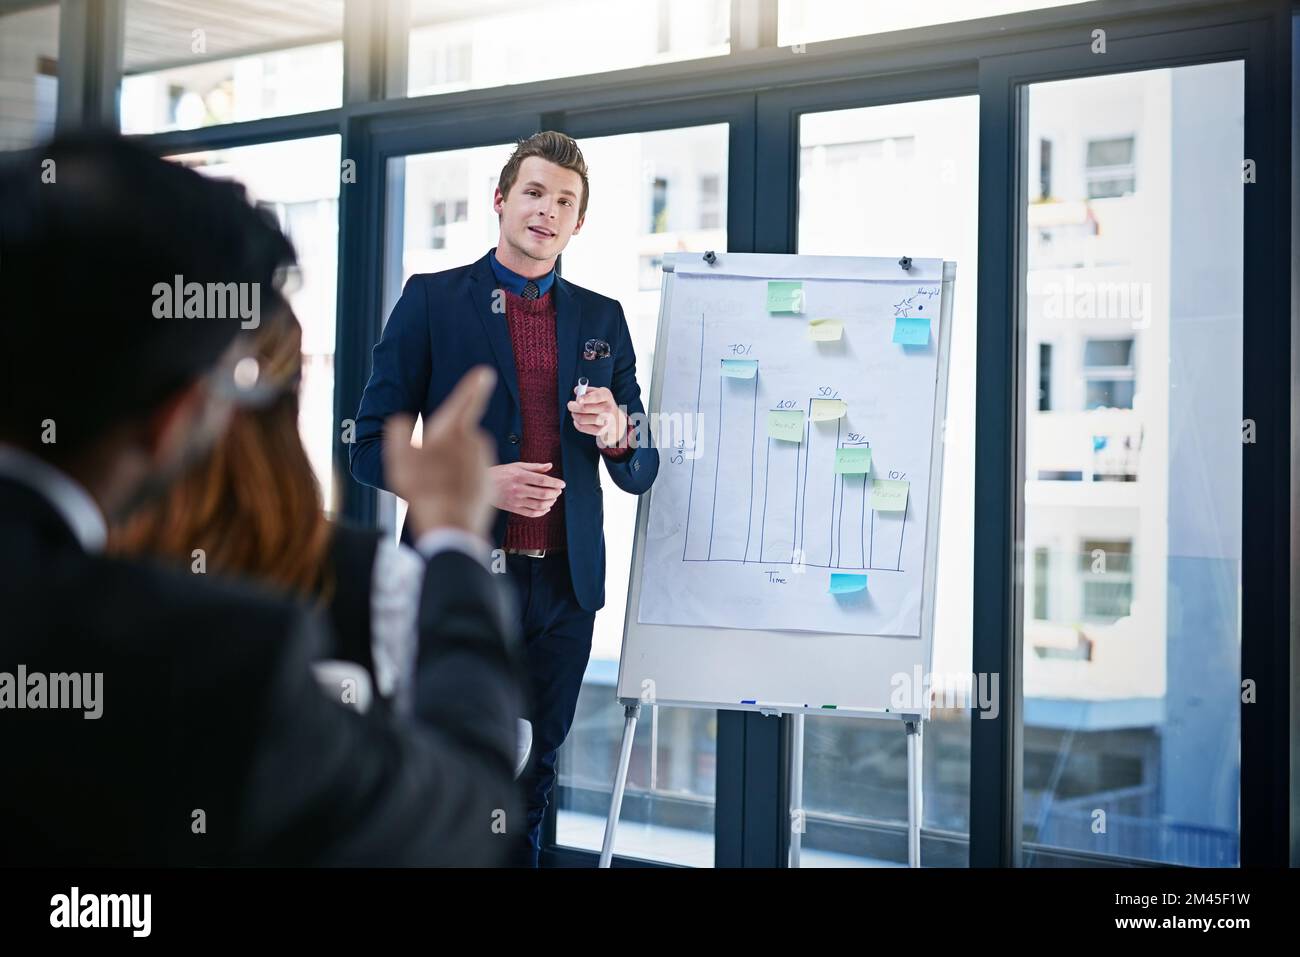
583, 338, 611, 360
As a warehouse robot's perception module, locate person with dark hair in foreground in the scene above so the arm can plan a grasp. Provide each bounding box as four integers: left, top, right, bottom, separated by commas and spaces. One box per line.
106, 307, 533, 775
108, 309, 422, 714
0, 134, 526, 866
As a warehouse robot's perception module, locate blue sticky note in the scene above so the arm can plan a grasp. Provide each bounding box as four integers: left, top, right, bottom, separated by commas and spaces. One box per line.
892, 316, 930, 346
721, 358, 759, 379
829, 573, 868, 595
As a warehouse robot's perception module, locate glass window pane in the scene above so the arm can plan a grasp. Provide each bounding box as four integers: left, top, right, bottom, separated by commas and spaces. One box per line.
1087, 136, 1136, 169
1079, 539, 1132, 573
779, 0, 1088, 47
0, 2, 59, 151
797, 96, 978, 866
1087, 177, 1135, 201
385, 142, 519, 535
1038, 342, 1053, 410
1033, 547, 1051, 620
1023, 63, 1243, 866
391, 144, 516, 280
121, 0, 342, 135
1083, 338, 1134, 367
170, 136, 341, 512
1084, 378, 1135, 410
557, 124, 729, 867
404, 0, 728, 98
1081, 579, 1133, 622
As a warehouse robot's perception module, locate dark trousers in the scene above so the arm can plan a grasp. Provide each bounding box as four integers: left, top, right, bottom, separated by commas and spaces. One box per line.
504, 551, 595, 867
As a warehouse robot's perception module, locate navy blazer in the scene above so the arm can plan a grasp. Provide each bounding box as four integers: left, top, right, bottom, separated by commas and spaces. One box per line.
350, 251, 659, 612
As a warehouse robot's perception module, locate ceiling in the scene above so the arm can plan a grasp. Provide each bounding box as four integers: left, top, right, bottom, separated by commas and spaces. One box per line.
123, 0, 343, 73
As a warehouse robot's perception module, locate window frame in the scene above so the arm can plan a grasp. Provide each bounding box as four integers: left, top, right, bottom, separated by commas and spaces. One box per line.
974, 7, 1289, 868
49, 0, 1288, 869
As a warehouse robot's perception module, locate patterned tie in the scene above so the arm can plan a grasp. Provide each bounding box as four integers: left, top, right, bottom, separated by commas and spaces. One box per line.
521, 280, 540, 300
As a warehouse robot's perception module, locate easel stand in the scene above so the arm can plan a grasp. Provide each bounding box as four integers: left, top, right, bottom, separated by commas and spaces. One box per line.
598, 701, 642, 867
598, 701, 924, 868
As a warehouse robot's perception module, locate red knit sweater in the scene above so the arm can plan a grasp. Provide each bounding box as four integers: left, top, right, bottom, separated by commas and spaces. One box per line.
503, 290, 563, 551
502, 288, 631, 551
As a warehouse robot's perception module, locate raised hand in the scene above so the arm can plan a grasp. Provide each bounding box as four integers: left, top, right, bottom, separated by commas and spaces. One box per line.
383, 366, 497, 538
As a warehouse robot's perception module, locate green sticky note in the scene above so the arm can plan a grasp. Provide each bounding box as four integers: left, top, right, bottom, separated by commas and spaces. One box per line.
829, 573, 868, 594
892, 316, 930, 345
809, 398, 847, 422
767, 281, 804, 314
721, 358, 758, 379
834, 446, 872, 474
767, 409, 805, 442
870, 478, 909, 512
808, 318, 843, 342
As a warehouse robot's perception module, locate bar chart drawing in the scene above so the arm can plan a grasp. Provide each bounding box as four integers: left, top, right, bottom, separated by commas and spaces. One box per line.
638, 261, 947, 638
680, 382, 908, 574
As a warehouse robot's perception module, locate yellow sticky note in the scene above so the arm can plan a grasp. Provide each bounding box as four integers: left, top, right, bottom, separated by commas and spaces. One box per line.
767, 409, 805, 442
808, 319, 843, 342
834, 446, 872, 474
870, 479, 909, 512
809, 398, 847, 422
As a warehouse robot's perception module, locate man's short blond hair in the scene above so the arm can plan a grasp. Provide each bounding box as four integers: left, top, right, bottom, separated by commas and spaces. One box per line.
498, 131, 590, 219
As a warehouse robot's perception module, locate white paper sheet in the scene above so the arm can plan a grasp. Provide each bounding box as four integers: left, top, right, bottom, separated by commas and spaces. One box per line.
637, 267, 944, 637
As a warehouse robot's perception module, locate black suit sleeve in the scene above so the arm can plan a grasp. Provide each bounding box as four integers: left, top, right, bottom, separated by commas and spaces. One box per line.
349, 275, 432, 493
600, 301, 659, 495
235, 550, 526, 866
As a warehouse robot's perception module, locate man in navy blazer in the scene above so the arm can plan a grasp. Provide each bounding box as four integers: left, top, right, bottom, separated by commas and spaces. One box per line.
351, 131, 659, 865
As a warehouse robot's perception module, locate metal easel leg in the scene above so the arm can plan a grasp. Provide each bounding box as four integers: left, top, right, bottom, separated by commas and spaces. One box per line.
598, 701, 641, 868
905, 719, 924, 868
788, 712, 805, 867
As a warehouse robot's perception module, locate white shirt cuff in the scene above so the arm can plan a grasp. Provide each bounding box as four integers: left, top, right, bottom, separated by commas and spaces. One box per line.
413, 527, 494, 570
